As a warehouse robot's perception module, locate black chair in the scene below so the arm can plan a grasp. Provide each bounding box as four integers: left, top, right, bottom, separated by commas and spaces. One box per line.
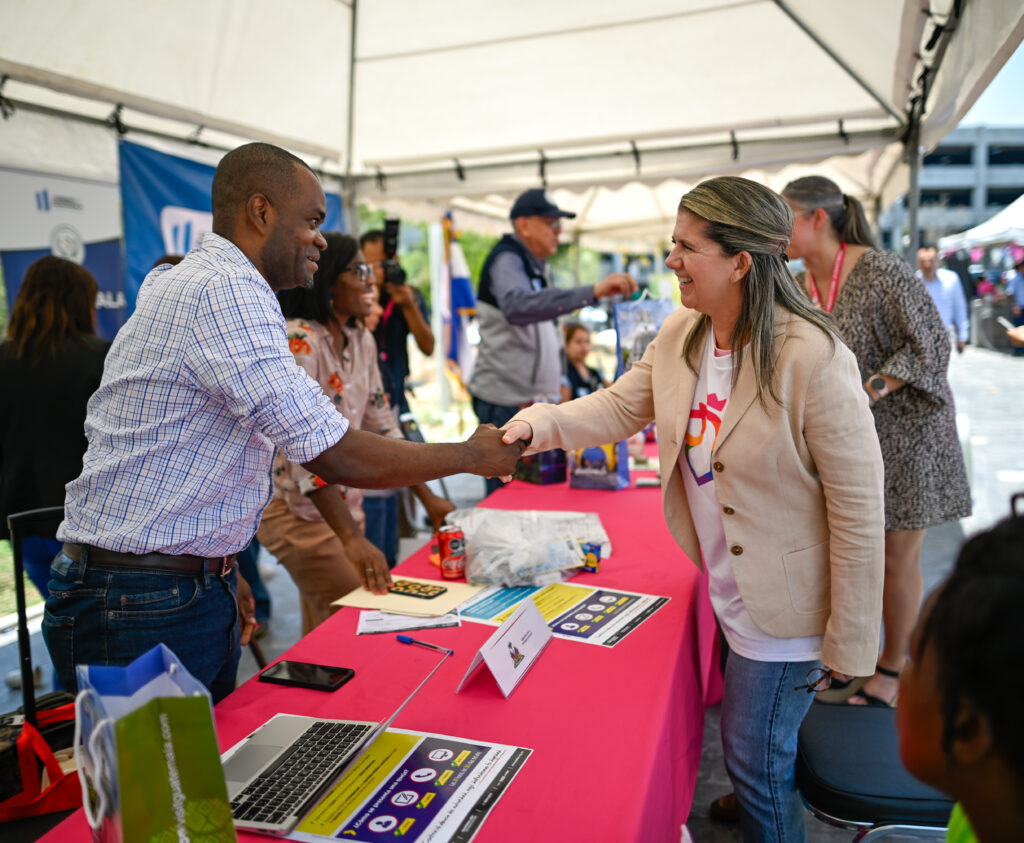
6, 506, 66, 728
796, 701, 951, 841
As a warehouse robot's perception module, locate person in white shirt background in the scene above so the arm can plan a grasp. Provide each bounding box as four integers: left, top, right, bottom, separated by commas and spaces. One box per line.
916, 246, 969, 354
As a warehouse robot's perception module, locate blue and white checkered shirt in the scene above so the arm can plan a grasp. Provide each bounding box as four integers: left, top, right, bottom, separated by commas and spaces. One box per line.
59, 233, 349, 556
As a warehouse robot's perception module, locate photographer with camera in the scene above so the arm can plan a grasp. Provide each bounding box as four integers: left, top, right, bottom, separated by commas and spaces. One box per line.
360, 223, 435, 414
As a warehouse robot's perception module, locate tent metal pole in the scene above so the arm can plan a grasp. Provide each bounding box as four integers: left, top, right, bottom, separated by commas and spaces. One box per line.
905, 117, 923, 261
343, 0, 360, 235
428, 222, 450, 414
573, 230, 581, 285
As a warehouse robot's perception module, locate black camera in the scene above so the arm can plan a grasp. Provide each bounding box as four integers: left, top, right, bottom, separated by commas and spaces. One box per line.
381, 218, 406, 286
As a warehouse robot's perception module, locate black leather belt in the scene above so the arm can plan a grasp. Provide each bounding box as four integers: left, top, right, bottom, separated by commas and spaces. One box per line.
61, 543, 237, 576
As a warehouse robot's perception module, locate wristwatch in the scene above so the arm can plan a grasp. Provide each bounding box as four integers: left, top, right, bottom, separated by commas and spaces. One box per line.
870, 375, 888, 401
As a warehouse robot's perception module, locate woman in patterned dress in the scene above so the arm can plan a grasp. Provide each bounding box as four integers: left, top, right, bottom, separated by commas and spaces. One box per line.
782, 175, 971, 707
258, 233, 454, 634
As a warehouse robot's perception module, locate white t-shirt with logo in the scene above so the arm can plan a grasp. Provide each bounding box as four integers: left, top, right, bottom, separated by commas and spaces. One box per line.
679, 331, 823, 663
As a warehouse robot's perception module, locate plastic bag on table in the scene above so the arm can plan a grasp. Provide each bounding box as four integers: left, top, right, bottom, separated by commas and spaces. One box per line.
445, 508, 611, 588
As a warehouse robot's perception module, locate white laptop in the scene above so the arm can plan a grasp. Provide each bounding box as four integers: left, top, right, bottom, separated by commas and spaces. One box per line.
223, 658, 443, 836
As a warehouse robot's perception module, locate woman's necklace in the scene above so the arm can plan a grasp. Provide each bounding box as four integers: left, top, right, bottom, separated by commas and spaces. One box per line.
807, 242, 847, 313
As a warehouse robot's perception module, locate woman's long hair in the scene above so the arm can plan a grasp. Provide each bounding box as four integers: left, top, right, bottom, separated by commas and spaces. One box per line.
677, 176, 837, 407
781, 175, 877, 248
277, 232, 359, 324
5, 256, 98, 363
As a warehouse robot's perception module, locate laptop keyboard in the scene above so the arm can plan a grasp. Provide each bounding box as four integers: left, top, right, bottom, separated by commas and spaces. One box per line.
231, 720, 374, 826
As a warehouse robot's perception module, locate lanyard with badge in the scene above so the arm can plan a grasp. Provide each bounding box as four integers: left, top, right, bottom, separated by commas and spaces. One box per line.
807, 242, 847, 313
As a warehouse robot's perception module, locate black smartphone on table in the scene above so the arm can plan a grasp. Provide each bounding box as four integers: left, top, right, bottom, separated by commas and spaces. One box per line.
258, 660, 355, 692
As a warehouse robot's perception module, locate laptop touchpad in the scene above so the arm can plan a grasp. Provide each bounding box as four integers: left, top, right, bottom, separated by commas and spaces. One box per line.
224, 743, 284, 785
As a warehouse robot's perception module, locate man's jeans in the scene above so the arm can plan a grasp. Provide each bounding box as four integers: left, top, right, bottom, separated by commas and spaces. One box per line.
471, 396, 521, 497
42, 548, 241, 703
720, 652, 818, 842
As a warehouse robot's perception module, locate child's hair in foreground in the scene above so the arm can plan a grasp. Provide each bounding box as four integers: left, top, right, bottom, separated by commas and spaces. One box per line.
915, 512, 1024, 783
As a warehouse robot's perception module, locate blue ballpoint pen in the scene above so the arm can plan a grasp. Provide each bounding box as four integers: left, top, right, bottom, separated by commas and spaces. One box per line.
397, 635, 454, 656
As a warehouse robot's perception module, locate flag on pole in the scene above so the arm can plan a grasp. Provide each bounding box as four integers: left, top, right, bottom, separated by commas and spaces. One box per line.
442, 212, 476, 386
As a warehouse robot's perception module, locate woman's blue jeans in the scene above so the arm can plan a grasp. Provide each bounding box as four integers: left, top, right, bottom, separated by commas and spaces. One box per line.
720, 651, 818, 842
42, 547, 241, 703
363, 495, 399, 568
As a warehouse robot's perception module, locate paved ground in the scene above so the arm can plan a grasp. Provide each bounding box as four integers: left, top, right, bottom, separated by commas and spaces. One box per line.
2, 344, 1021, 841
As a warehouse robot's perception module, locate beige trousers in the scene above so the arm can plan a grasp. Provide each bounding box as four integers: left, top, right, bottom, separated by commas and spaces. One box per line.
256, 497, 362, 636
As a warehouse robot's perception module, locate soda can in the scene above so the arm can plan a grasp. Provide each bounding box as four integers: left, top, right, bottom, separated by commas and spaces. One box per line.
438, 524, 466, 579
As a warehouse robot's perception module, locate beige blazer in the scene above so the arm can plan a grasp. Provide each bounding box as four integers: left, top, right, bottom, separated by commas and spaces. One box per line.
515, 305, 884, 675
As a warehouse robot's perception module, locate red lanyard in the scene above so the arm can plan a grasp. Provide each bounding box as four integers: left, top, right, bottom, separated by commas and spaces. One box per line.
808, 242, 846, 313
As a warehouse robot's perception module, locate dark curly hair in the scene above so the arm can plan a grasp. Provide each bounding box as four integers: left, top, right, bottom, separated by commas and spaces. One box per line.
915, 513, 1024, 786
277, 232, 359, 325
5, 256, 98, 362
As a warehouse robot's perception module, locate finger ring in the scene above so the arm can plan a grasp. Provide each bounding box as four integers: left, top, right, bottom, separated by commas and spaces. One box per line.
365, 568, 373, 573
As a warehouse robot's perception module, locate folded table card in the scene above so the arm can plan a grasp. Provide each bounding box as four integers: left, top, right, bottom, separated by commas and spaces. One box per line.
455, 598, 553, 698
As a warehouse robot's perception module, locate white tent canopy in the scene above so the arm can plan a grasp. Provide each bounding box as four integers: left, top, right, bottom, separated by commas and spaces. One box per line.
1, 0, 1023, 247
939, 192, 1024, 253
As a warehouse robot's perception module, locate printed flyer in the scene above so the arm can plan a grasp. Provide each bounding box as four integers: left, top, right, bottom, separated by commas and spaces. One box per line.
288, 730, 529, 843
457, 583, 668, 647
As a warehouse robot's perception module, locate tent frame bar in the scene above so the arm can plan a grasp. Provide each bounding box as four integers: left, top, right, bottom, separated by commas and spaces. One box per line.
0, 94, 349, 181
771, 0, 905, 126
901, 0, 967, 258
365, 124, 899, 190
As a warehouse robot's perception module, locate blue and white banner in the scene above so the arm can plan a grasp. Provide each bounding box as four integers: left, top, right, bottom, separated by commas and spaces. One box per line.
120, 140, 344, 313
0, 168, 125, 339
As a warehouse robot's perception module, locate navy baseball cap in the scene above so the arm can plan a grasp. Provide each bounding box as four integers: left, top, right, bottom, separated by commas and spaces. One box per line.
509, 188, 576, 220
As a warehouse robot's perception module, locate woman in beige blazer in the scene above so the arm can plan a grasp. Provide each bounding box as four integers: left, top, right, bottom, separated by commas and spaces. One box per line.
504, 176, 884, 842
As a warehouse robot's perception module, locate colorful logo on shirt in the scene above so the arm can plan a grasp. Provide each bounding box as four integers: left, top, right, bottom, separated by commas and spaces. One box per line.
684, 393, 727, 485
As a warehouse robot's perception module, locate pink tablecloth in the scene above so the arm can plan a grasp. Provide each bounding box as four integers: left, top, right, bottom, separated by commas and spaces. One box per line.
44, 469, 722, 843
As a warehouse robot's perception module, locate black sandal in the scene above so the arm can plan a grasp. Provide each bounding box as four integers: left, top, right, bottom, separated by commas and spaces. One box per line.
847, 663, 901, 708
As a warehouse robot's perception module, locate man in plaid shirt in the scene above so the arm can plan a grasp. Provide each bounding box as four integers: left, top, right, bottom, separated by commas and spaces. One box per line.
47, 143, 522, 700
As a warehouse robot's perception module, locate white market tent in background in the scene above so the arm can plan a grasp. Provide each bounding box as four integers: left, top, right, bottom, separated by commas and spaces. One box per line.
939, 192, 1024, 252
1, 0, 1023, 251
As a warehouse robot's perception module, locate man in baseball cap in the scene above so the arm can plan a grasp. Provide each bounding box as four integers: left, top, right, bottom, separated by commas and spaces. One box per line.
509, 188, 578, 220
468, 187, 638, 494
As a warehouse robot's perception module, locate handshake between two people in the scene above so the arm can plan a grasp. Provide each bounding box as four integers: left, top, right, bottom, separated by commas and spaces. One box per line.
458, 420, 537, 483
303, 421, 536, 495
463, 422, 537, 482
462, 423, 530, 481
460, 420, 536, 484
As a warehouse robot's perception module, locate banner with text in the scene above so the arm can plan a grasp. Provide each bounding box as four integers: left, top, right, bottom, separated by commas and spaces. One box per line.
0, 168, 125, 339
120, 140, 344, 314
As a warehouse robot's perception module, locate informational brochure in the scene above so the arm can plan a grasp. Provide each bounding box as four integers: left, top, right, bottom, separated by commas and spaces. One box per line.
458, 582, 668, 647
288, 729, 530, 843
356, 610, 462, 635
